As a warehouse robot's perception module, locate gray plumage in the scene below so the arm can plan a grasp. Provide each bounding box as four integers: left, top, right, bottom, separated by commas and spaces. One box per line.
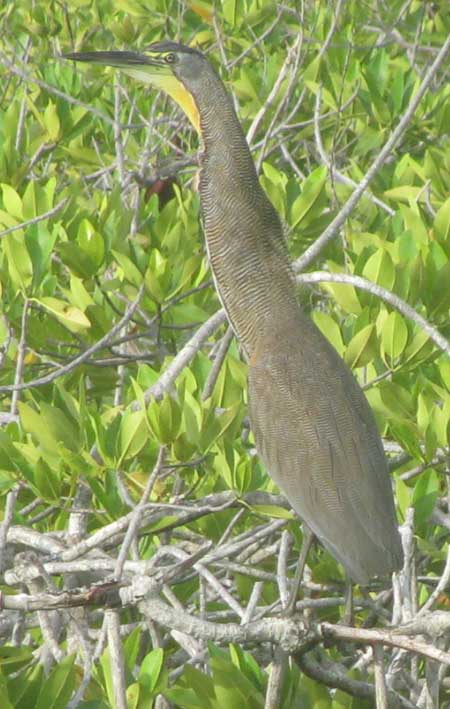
66, 43, 404, 582
185, 46, 403, 581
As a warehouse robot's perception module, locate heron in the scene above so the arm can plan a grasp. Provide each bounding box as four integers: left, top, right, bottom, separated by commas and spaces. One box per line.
64, 41, 403, 586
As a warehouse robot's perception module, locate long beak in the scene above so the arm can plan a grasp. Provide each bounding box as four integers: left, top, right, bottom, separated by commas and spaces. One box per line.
63, 51, 163, 67
63, 50, 200, 133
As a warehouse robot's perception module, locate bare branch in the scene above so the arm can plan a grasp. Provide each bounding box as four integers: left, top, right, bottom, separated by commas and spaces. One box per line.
297, 271, 450, 358
10, 299, 30, 416
106, 610, 127, 709
114, 446, 166, 579
135, 308, 227, 406
0, 198, 68, 240
313, 88, 395, 216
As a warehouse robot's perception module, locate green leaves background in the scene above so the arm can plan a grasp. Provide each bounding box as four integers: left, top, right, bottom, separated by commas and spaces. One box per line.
0, 0, 449, 706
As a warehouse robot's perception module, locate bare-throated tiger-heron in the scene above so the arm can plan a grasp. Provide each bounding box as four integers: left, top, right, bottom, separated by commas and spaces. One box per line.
65, 42, 403, 583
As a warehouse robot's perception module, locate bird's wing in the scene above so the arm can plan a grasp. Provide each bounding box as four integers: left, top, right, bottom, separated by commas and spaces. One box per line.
248, 317, 402, 581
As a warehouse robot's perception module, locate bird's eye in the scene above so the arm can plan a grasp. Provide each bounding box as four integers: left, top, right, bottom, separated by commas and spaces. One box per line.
165, 53, 176, 64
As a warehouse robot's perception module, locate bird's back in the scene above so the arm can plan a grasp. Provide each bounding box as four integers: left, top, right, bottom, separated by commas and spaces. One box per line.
248, 311, 403, 583
190, 53, 402, 582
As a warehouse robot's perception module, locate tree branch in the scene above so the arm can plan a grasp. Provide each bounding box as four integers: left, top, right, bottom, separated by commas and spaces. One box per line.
297, 271, 450, 358
294, 31, 450, 272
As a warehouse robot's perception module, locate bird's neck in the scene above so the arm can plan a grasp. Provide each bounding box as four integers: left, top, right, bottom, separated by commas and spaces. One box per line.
191, 74, 299, 357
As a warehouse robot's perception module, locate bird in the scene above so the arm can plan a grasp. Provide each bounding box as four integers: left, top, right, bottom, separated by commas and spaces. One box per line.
64, 41, 403, 584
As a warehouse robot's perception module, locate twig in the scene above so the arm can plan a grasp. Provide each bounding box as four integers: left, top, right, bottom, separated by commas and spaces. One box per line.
0, 485, 20, 573
246, 32, 303, 146
277, 530, 292, 610
265, 648, 287, 709
122, 577, 320, 653
254, 32, 305, 171
228, 14, 281, 68
417, 545, 450, 616
113, 78, 126, 187
0, 284, 145, 393
201, 325, 234, 400
315, 0, 345, 65
114, 446, 166, 579
241, 581, 264, 624
374, 645, 388, 709
10, 299, 30, 416
134, 308, 227, 407
0, 198, 68, 239
159, 545, 245, 618
297, 652, 415, 708
121, 576, 450, 666
106, 610, 127, 709
313, 88, 395, 215
321, 622, 450, 666
296, 271, 450, 358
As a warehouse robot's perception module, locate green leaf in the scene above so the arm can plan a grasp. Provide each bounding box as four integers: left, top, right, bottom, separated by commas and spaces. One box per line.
139, 648, 164, 693
1, 183, 23, 219
380, 311, 408, 364
7, 663, 43, 709
126, 683, 140, 709
0, 678, 13, 709
18, 403, 58, 453
434, 196, 450, 243
33, 458, 62, 501
77, 218, 105, 267
324, 267, 362, 314
98, 648, 114, 708
35, 655, 76, 709
439, 358, 450, 393
0, 646, 33, 670
39, 402, 80, 452
228, 644, 265, 692
291, 165, 327, 228
395, 477, 411, 519
379, 382, 414, 422
113, 249, 143, 287
35, 296, 91, 333
58, 241, 100, 278
69, 276, 94, 310
25, 223, 58, 288
123, 628, 141, 676
403, 328, 432, 366
43, 102, 61, 141
344, 324, 377, 368
413, 469, 439, 527
4, 233, 33, 290
182, 392, 202, 446
222, 0, 244, 27
179, 665, 216, 702
164, 687, 209, 709
119, 409, 148, 461
250, 504, 294, 520
147, 394, 182, 445
399, 205, 428, 246
389, 68, 404, 115
362, 249, 395, 290
312, 311, 345, 357
383, 185, 423, 203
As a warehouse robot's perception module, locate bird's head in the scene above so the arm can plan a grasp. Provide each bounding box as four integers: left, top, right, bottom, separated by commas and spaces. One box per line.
64, 41, 208, 133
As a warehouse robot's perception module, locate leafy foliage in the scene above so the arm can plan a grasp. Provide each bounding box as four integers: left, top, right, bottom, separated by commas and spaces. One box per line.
0, 0, 449, 707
